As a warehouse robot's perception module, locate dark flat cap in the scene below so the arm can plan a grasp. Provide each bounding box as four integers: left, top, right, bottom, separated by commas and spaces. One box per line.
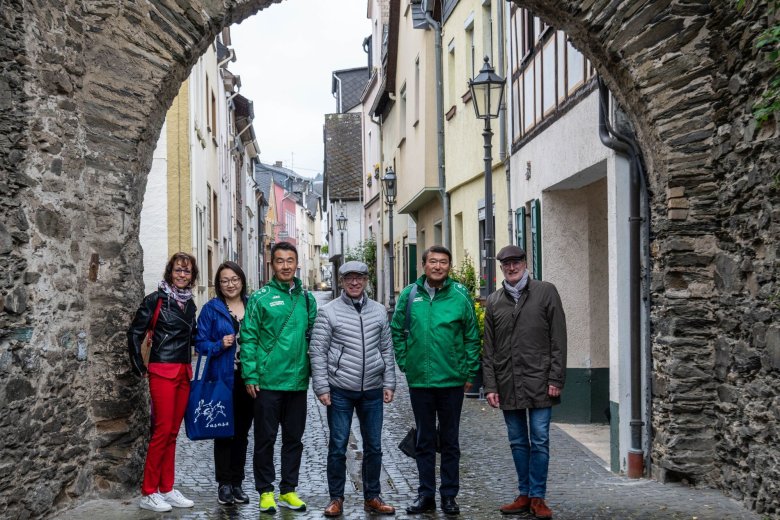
496, 245, 527, 262
339, 261, 369, 276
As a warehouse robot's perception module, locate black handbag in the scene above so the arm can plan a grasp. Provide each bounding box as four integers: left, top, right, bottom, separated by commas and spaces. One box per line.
399, 426, 417, 458
398, 425, 442, 459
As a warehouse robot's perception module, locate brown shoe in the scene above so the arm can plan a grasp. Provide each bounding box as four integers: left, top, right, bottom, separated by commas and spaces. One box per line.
364, 496, 395, 515
500, 495, 530, 514
324, 497, 344, 517
530, 498, 553, 519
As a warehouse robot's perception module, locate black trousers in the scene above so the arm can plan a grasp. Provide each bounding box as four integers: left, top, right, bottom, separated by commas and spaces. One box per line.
252, 389, 307, 494
409, 386, 465, 498
214, 370, 255, 486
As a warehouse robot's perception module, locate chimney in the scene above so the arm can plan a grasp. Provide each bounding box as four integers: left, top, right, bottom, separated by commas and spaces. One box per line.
275, 161, 283, 167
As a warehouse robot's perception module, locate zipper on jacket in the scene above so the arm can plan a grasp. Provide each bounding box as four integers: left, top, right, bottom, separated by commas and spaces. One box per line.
360, 315, 366, 391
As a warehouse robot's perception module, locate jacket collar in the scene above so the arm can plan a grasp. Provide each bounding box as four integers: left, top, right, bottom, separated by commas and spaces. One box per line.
339, 290, 366, 307
415, 275, 452, 293
268, 276, 303, 293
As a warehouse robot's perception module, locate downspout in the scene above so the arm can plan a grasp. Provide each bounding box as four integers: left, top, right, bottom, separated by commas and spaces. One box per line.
598, 76, 649, 479
424, 3, 449, 249
497, 0, 512, 243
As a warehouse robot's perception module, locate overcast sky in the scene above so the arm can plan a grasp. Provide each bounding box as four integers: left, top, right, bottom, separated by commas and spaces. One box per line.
230, 0, 372, 178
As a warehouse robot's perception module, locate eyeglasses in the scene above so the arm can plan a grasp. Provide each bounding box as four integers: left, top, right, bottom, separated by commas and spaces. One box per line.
500, 260, 526, 268
343, 275, 367, 283
173, 268, 192, 275
220, 277, 241, 286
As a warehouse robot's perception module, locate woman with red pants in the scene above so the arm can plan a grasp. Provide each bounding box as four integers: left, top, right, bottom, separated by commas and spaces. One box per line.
128, 252, 199, 513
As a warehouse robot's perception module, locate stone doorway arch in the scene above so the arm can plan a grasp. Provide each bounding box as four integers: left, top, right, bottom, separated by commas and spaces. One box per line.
0, 0, 777, 517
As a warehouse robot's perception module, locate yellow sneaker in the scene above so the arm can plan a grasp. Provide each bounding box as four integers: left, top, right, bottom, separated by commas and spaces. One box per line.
259, 492, 276, 513
278, 491, 306, 511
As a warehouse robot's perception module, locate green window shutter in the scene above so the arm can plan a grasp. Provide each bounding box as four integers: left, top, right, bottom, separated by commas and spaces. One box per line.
515, 207, 526, 249
408, 244, 417, 283
530, 199, 542, 280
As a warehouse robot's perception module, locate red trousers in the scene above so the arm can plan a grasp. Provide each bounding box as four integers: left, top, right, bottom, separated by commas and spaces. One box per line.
142, 363, 190, 496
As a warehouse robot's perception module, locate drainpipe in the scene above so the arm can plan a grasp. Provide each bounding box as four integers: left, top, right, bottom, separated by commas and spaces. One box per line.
423, 2, 449, 249
597, 76, 647, 479
497, 0, 512, 244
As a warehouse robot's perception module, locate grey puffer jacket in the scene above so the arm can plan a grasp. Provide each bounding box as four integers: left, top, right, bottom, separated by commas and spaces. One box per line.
309, 291, 396, 396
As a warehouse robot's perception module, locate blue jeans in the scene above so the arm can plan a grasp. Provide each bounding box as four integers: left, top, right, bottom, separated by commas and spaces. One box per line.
326, 386, 384, 499
503, 407, 552, 499
409, 386, 464, 498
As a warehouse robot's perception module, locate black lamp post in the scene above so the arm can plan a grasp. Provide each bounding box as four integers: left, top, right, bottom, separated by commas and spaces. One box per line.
336, 210, 348, 264
469, 55, 505, 297
382, 166, 397, 317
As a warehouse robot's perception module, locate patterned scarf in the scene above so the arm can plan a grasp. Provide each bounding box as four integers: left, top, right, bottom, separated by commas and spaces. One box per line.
158, 280, 193, 306
502, 270, 529, 302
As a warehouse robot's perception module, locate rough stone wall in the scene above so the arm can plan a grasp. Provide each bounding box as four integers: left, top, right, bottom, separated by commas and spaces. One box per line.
516, 0, 779, 516
0, 1, 279, 518
0, 0, 777, 518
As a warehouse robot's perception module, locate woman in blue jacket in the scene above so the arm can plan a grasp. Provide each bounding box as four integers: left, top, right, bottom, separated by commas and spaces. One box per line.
195, 261, 253, 506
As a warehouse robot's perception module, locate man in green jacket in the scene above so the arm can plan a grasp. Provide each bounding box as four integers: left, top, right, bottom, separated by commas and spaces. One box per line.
391, 245, 481, 516
241, 241, 316, 514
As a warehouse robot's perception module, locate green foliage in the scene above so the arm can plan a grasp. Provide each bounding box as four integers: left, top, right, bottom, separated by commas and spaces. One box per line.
742, 1, 780, 125
452, 252, 485, 353
321, 244, 329, 255
344, 235, 378, 297
450, 252, 478, 297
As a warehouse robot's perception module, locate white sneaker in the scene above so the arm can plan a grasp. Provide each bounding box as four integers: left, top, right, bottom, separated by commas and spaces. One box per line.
161, 488, 195, 508
139, 493, 172, 512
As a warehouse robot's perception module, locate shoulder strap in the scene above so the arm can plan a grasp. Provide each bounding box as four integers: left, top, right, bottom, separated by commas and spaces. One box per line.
148, 297, 163, 335
404, 284, 418, 339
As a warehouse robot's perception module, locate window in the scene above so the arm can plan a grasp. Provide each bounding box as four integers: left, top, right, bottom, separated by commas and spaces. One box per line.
205, 76, 210, 132
211, 91, 217, 139
399, 83, 407, 141
482, 3, 493, 64
286, 211, 295, 240
530, 199, 542, 280
447, 38, 456, 108
515, 207, 526, 249
510, 8, 593, 141
414, 57, 420, 124
434, 221, 442, 246
465, 13, 475, 81
212, 190, 218, 240
207, 184, 213, 241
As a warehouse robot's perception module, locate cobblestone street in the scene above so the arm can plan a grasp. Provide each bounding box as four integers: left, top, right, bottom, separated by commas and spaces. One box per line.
56, 378, 760, 520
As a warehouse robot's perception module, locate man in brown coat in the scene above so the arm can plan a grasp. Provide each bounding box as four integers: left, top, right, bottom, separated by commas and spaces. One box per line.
482, 245, 567, 520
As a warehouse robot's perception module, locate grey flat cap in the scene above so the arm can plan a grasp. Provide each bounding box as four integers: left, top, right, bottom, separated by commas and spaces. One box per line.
496, 245, 527, 262
339, 261, 369, 276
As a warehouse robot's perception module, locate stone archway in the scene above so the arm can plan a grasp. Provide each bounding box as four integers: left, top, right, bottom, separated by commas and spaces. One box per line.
0, 0, 777, 517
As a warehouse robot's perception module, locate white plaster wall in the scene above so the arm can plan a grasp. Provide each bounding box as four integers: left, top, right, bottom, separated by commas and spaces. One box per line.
586, 178, 610, 368
140, 121, 169, 295
543, 188, 592, 369
509, 91, 611, 202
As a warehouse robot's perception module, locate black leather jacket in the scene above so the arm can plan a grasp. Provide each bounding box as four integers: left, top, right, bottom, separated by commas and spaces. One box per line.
127, 290, 197, 375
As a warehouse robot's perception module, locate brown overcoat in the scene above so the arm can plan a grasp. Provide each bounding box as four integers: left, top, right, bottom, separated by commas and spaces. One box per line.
482, 278, 567, 410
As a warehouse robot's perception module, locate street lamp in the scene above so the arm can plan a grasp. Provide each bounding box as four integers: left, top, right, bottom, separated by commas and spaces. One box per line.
469, 55, 505, 297
336, 210, 348, 265
382, 166, 397, 316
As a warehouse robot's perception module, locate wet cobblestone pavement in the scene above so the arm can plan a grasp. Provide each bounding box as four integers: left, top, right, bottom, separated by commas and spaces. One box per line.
54, 294, 762, 520
54, 377, 761, 520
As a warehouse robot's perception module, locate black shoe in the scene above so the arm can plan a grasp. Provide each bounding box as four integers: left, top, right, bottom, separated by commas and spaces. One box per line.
406, 495, 436, 514
231, 484, 249, 504
218, 484, 235, 505
441, 496, 460, 515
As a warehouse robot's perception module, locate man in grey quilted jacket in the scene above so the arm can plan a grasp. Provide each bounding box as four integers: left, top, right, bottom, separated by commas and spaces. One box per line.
309, 261, 397, 517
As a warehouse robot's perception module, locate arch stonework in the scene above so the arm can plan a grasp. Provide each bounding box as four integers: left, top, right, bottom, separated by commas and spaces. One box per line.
0, 0, 777, 517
